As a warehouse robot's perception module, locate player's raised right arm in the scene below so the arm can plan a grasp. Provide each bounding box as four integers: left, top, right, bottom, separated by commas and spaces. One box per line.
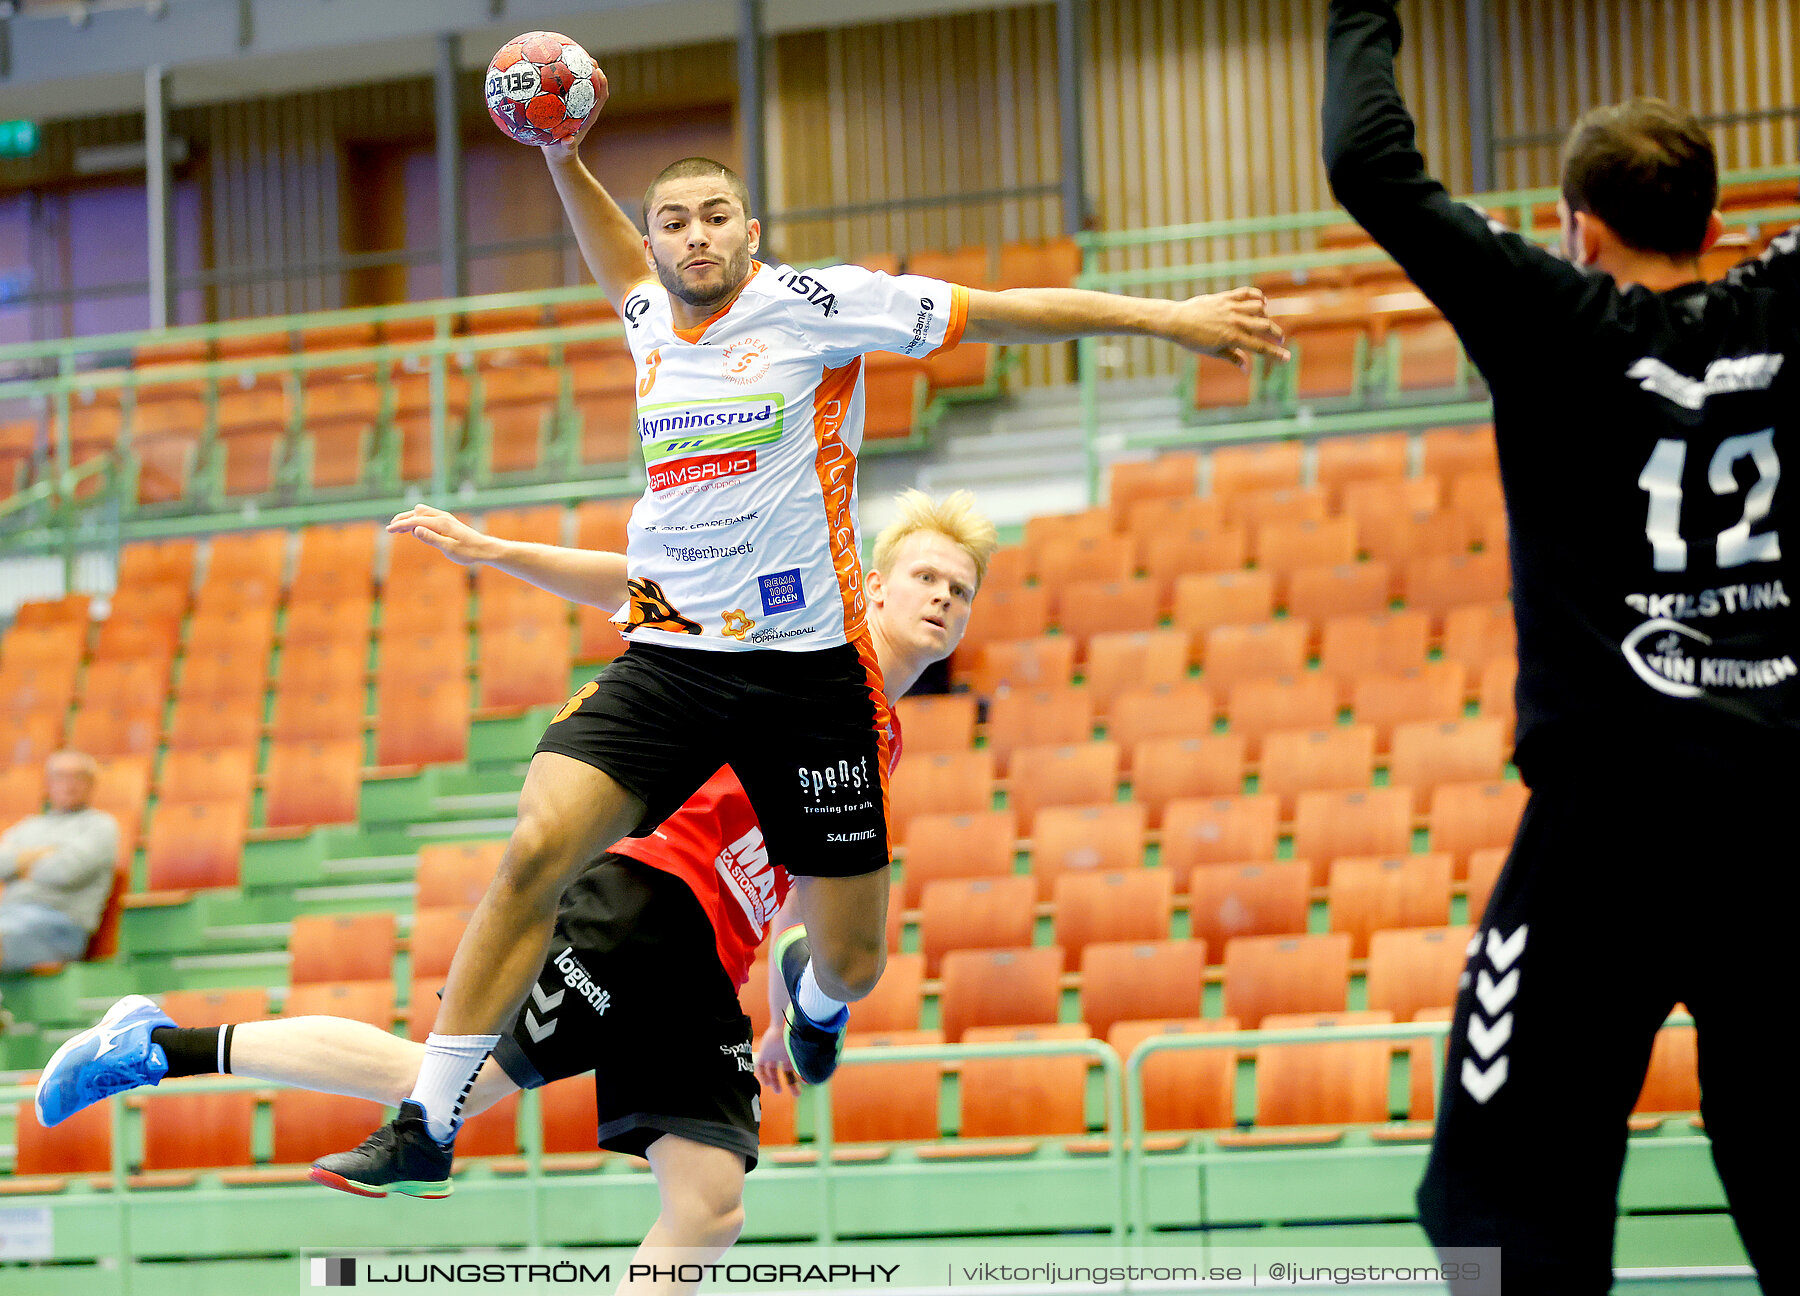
539, 78, 653, 310
388, 504, 629, 611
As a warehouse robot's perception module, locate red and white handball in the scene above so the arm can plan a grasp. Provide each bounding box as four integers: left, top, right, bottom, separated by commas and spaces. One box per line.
484, 32, 602, 146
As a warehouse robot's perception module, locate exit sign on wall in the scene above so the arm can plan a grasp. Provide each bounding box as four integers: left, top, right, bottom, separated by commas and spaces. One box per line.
0, 121, 40, 158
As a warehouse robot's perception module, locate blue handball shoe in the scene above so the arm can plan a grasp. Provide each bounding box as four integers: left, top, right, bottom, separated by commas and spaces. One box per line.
773, 924, 849, 1085
35, 994, 172, 1127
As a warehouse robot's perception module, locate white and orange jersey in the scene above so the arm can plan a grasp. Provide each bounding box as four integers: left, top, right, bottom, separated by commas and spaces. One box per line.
614, 262, 968, 651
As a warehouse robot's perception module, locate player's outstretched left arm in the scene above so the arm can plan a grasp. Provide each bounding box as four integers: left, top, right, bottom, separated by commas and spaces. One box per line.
960, 285, 1289, 369
387, 504, 629, 610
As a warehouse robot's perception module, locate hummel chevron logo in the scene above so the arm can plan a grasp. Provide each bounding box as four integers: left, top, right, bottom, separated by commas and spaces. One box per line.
1474, 968, 1519, 1017
531, 984, 565, 1013
1467, 1012, 1512, 1061
1485, 924, 1528, 972
524, 1010, 557, 1043
1465, 932, 1481, 958
1460, 1056, 1509, 1104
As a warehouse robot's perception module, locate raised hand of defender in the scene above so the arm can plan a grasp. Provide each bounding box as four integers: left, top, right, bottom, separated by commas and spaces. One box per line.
755, 1025, 801, 1094
539, 66, 610, 164
1169, 286, 1290, 368
387, 503, 499, 567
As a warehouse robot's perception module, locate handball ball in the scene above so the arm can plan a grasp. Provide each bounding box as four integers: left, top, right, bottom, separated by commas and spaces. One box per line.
485, 32, 601, 146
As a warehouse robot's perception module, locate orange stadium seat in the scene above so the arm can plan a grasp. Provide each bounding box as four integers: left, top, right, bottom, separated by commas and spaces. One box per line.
301, 388, 382, 489
1140, 525, 1250, 609
981, 546, 1029, 591
1, 664, 79, 717
1388, 718, 1508, 812
1366, 925, 1474, 1023
295, 523, 378, 588
1441, 601, 1516, 676
1479, 658, 1517, 733
479, 367, 560, 474
207, 530, 287, 586
1123, 494, 1223, 540
476, 579, 567, 633
1082, 629, 1189, 715
982, 687, 1093, 774
899, 810, 1017, 906
535, 1075, 602, 1158
1, 711, 64, 770
264, 739, 364, 829
0, 777, 45, 824
81, 658, 172, 711
274, 642, 366, 698
1211, 442, 1303, 497
1223, 933, 1353, 1028
2, 623, 86, 670
12, 1096, 112, 1187
1429, 780, 1528, 878
269, 1090, 390, 1169
289, 911, 397, 984
1186, 860, 1310, 955
89, 755, 152, 818
1200, 621, 1310, 691
286, 980, 396, 1030
478, 622, 574, 712
832, 1031, 945, 1149
1024, 507, 1112, 555
575, 606, 627, 664
456, 1090, 523, 1160
1466, 847, 1507, 926
187, 607, 277, 664
1246, 1011, 1394, 1131
1253, 516, 1358, 576
1029, 802, 1147, 899
888, 749, 995, 842
1422, 425, 1498, 479
139, 1088, 256, 1174
482, 505, 564, 548
1290, 787, 1415, 887
117, 537, 198, 589
285, 596, 375, 648
1171, 571, 1276, 641
1258, 724, 1378, 816
1359, 507, 1474, 566
997, 237, 1081, 290
269, 687, 364, 744
1108, 453, 1200, 526
573, 497, 633, 554
1315, 433, 1409, 503
1285, 561, 1393, 622
1110, 1019, 1239, 1134
957, 1039, 1090, 1141
106, 581, 189, 626
1034, 533, 1134, 586
1161, 794, 1282, 873
1051, 867, 1174, 969
1056, 579, 1162, 649
1405, 551, 1510, 625
1318, 612, 1431, 700
92, 617, 181, 667
14, 593, 91, 628
1128, 732, 1248, 823
1448, 469, 1505, 518
1327, 853, 1454, 956
1340, 476, 1443, 528
863, 353, 928, 440
849, 953, 926, 1033
66, 705, 161, 761
407, 907, 474, 1040
381, 595, 467, 641
918, 875, 1036, 975
1108, 682, 1216, 761
143, 798, 249, 893
970, 635, 1077, 697
376, 678, 471, 768
177, 649, 269, 703
938, 946, 1063, 1043
1080, 941, 1206, 1041
159, 987, 271, 1025
1225, 673, 1340, 758
163, 692, 261, 752
1006, 742, 1120, 834
1351, 661, 1468, 744
416, 841, 505, 908
893, 694, 978, 755
951, 585, 1051, 669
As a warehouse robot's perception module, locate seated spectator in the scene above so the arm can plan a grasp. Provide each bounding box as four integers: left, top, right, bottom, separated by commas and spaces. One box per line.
0, 751, 119, 973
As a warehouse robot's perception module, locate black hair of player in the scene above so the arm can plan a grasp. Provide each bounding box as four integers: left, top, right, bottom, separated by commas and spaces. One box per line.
1560, 98, 1719, 259
641, 158, 753, 229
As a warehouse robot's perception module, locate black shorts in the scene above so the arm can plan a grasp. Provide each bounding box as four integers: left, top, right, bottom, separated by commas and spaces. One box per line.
491, 855, 763, 1169
537, 640, 893, 879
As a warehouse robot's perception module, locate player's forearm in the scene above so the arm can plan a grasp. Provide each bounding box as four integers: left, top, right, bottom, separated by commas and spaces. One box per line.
961, 286, 1169, 345
544, 152, 651, 308
486, 539, 630, 611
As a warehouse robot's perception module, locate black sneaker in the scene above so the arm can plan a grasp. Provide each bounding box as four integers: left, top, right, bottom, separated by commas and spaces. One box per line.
309, 1100, 454, 1199
774, 924, 848, 1085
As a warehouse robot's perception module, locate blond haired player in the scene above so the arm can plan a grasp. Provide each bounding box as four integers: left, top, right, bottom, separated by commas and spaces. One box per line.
41, 492, 996, 1293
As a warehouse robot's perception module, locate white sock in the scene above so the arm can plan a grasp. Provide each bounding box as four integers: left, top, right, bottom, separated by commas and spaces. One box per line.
409, 1033, 500, 1142
796, 963, 848, 1024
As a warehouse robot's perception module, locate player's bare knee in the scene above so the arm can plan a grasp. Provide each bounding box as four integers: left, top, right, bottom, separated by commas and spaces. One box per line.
495, 817, 584, 904
667, 1180, 745, 1249
813, 934, 884, 1001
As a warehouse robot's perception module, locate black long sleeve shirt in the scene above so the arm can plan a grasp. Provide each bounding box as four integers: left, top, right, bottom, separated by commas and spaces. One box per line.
1325, 0, 1799, 786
